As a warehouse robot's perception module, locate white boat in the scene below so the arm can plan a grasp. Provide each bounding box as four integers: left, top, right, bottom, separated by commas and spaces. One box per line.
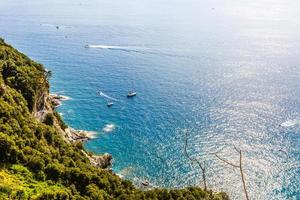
127, 91, 137, 97
107, 102, 114, 107
127, 81, 137, 97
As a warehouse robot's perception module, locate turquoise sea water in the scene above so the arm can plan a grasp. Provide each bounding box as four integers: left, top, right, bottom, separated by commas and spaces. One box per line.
1, 0, 300, 199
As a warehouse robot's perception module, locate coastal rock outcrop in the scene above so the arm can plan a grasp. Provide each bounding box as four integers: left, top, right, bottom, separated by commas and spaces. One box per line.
90, 153, 113, 168
82, 151, 112, 169
34, 91, 50, 122
64, 128, 91, 143
50, 93, 70, 108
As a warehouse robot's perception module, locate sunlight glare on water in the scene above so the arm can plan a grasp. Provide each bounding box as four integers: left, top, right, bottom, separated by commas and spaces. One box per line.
0, 0, 300, 199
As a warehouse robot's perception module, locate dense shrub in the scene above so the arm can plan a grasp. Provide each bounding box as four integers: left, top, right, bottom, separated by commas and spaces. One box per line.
10, 164, 32, 179
86, 184, 108, 200
53, 111, 68, 130
27, 156, 45, 172
44, 113, 54, 125
0, 132, 15, 162
44, 128, 54, 144
45, 163, 64, 181
37, 190, 70, 200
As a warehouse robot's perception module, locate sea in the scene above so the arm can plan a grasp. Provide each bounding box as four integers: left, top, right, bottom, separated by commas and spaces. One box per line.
0, 0, 300, 199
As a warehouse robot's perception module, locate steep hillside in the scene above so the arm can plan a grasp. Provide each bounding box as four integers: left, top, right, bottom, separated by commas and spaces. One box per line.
0, 38, 228, 200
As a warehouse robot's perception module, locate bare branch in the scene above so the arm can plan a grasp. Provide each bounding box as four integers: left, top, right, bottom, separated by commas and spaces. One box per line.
183, 130, 207, 190
233, 144, 240, 154
215, 146, 249, 200
215, 153, 239, 168
239, 150, 249, 200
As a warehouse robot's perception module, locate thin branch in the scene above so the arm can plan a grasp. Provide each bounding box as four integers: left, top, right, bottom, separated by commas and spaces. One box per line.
233, 144, 240, 153
239, 150, 249, 200
183, 130, 207, 190
215, 153, 239, 168
215, 146, 249, 200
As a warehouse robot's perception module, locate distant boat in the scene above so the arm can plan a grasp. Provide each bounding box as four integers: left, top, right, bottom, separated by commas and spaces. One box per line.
56, 26, 60, 29
127, 81, 137, 97
127, 91, 137, 97
107, 102, 114, 107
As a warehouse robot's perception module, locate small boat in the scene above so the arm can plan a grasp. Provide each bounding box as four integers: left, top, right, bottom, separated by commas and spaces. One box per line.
127, 91, 137, 97
56, 26, 60, 29
127, 81, 137, 97
107, 102, 114, 107
141, 180, 150, 187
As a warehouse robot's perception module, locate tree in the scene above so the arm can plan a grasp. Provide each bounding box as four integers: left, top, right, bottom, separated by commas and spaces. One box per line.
45, 163, 64, 181
27, 155, 45, 172
0, 132, 16, 162
44, 113, 54, 126
86, 184, 107, 200
215, 145, 249, 200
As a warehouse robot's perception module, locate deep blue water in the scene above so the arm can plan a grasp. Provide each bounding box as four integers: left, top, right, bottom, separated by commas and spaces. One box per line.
1, 0, 300, 199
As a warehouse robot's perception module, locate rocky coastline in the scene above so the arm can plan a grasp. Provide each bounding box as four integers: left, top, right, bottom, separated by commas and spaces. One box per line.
64, 127, 92, 142
48, 94, 113, 169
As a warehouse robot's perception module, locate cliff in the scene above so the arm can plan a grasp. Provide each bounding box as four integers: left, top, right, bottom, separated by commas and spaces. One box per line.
0, 38, 228, 200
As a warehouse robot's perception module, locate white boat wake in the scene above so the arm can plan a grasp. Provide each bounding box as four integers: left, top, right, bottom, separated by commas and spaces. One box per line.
103, 124, 115, 133
85, 45, 127, 49
98, 91, 119, 102
85, 44, 192, 59
40, 23, 71, 29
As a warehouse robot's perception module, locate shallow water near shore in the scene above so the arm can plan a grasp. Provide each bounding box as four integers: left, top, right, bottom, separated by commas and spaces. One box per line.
1, 0, 300, 199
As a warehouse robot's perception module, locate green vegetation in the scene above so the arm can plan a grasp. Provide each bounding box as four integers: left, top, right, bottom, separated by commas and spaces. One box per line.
53, 110, 68, 130
0, 38, 229, 200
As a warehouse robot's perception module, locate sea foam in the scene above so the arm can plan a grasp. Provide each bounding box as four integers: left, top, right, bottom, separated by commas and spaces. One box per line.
98, 91, 119, 101
103, 124, 115, 133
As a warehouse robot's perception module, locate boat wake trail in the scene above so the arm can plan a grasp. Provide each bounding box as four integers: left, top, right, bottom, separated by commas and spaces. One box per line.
40, 23, 71, 29
85, 44, 192, 59
98, 91, 119, 102
103, 124, 115, 133
85, 45, 143, 54
85, 45, 126, 49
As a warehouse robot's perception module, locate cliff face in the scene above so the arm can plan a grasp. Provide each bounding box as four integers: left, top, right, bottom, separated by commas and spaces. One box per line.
0, 38, 228, 200
34, 90, 50, 121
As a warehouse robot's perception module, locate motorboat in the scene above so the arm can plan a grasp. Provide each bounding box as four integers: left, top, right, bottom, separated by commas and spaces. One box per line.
107, 102, 114, 107
127, 91, 137, 97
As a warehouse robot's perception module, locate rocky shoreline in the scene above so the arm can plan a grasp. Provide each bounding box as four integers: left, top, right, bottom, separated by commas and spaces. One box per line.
64, 127, 92, 142
65, 127, 113, 169
49, 94, 113, 169
50, 93, 70, 107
